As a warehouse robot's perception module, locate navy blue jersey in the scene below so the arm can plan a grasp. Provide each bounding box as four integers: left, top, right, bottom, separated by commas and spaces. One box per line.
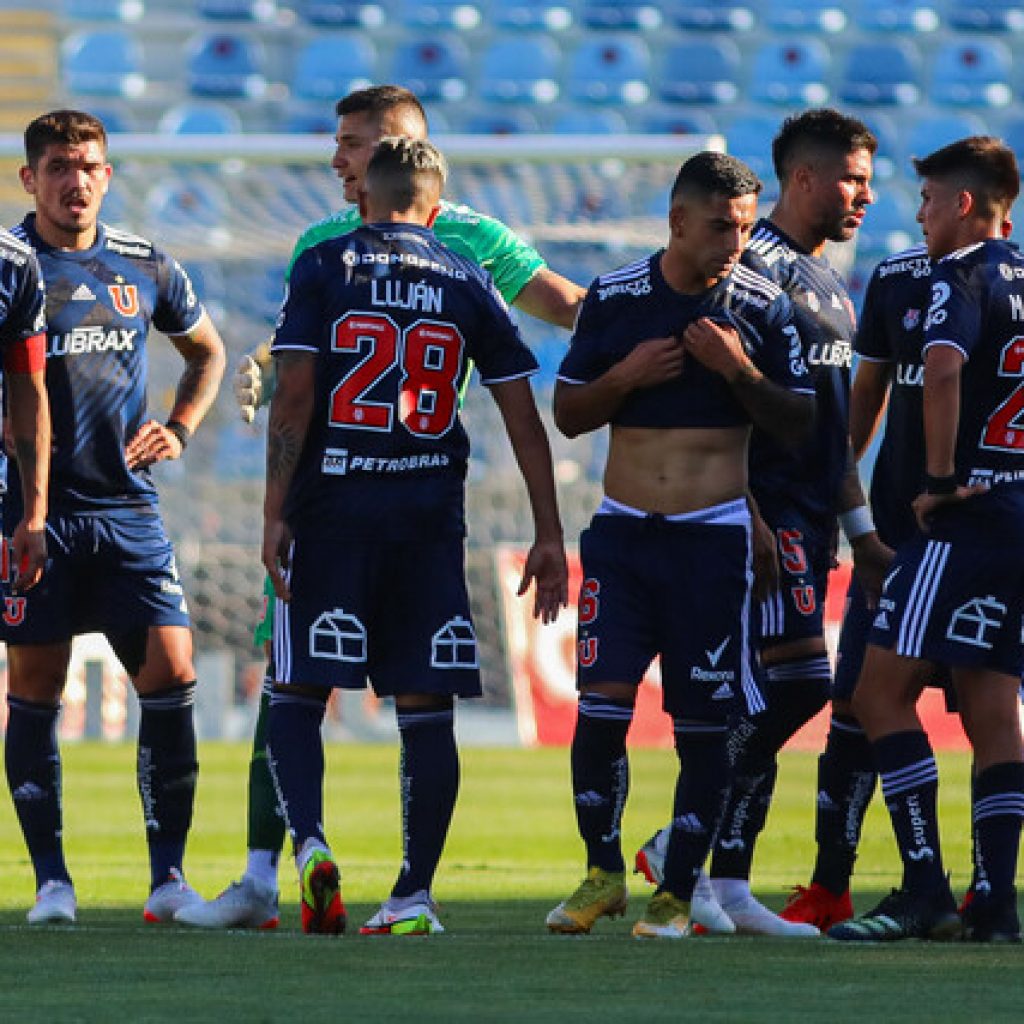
922, 238, 1024, 525
271, 222, 538, 538
0, 227, 46, 499
744, 220, 856, 524
557, 252, 812, 427
12, 215, 203, 511
855, 245, 932, 546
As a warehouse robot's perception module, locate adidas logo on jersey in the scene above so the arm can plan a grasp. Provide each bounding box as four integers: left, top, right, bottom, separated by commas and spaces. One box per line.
71, 283, 96, 301
711, 682, 734, 701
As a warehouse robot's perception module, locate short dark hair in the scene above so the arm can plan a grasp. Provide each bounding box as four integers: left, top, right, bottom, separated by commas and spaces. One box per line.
913, 135, 1019, 219
335, 85, 428, 131
24, 109, 107, 167
772, 108, 877, 182
365, 136, 447, 210
670, 151, 761, 206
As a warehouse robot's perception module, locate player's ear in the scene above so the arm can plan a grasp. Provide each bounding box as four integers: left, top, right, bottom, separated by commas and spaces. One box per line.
426, 204, 440, 228
18, 165, 35, 196
957, 189, 975, 219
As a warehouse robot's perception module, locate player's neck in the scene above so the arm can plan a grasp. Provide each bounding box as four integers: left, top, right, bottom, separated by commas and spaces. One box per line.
32, 212, 98, 252
767, 203, 826, 257
660, 248, 718, 295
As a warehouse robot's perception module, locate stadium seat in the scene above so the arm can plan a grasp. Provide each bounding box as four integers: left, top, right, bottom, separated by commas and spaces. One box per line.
667, 0, 756, 32
929, 38, 1012, 107
549, 107, 629, 133
642, 107, 719, 136
858, 110, 900, 179
580, 1, 663, 31
158, 101, 244, 134
947, 1, 1024, 32
565, 35, 651, 104
724, 111, 777, 184
293, 0, 386, 27
389, 35, 470, 102
902, 111, 988, 164
763, 0, 847, 32
279, 104, 336, 133
62, 29, 145, 97
62, 0, 144, 21
854, 0, 940, 33
290, 34, 376, 101
749, 39, 830, 105
857, 184, 918, 256
478, 35, 560, 105
197, 0, 277, 20
1000, 115, 1024, 158
399, 0, 483, 30
186, 32, 267, 99
84, 104, 138, 132
145, 179, 231, 236
837, 40, 922, 105
490, 0, 572, 31
461, 108, 542, 134
658, 38, 741, 105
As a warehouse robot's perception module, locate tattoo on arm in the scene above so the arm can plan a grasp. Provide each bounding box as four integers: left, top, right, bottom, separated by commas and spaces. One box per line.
267, 420, 303, 482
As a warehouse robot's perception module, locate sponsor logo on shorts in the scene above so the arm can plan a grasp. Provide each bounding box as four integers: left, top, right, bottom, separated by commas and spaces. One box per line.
310, 608, 367, 662
431, 616, 478, 669
946, 596, 1007, 650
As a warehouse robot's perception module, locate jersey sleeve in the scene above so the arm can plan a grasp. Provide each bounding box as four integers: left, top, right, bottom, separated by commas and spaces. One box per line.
271, 248, 324, 354
0, 250, 46, 349
922, 260, 980, 360
442, 205, 546, 304
854, 265, 895, 361
556, 284, 608, 384
152, 251, 206, 336
466, 275, 539, 384
754, 292, 814, 393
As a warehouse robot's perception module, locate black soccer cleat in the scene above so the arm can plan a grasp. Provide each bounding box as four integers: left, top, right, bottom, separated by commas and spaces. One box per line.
827, 885, 960, 942
961, 887, 1022, 944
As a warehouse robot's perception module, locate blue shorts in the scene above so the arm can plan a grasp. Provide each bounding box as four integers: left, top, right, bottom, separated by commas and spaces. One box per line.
575, 500, 761, 720
834, 571, 952, 702
756, 504, 831, 649
273, 527, 482, 698
869, 531, 1024, 678
0, 507, 189, 646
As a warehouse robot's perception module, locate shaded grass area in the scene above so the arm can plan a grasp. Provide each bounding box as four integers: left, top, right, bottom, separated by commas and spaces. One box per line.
0, 743, 1017, 1022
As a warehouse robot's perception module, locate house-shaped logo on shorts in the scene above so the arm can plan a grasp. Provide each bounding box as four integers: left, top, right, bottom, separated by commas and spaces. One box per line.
431, 616, 478, 669
946, 596, 1006, 650
310, 608, 367, 662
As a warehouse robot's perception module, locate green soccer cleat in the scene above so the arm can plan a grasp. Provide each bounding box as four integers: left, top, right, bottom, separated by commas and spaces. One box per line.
632, 890, 692, 939
546, 867, 628, 934
828, 885, 959, 942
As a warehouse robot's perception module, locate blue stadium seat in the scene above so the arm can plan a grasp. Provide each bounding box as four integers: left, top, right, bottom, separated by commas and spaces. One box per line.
461, 108, 542, 134
947, 1, 1024, 32
667, 0, 756, 32
290, 34, 376, 101
490, 0, 572, 31
293, 0, 386, 27
399, 0, 483, 30
929, 38, 1012, 107
580, 1, 663, 31
857, 185, 917, 256
854, 0, 940, 33
642, 107, 719, 136
183, 260, 228, 318
478, 36, 560, 105
549, 107, 629, 133
837, 40, 922, 105
187, 32, 267, 99
724, 111, 778, 184
749, 40, 830, 105
84, 104, 138, 132
62, 0, 144, 21
390, 35, 470, 102
566, 35, 651, 104
145, 179, 231, 235
764, 0, 847, 32
62, 29, 145, 97
197, 0, 277, 20
280, 104, 336, 133
858, 110, 900, 179
658, 39, 741, 105
159, 101, 243, 133
1001, 115, 1024, 157
903, 112, 988, 164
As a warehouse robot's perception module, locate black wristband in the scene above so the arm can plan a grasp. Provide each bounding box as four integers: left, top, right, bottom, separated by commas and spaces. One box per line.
166, 419, 191, 450
924, 472, 957, 495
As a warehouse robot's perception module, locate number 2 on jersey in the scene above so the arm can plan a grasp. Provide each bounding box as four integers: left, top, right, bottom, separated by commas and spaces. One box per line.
982, 336, 1024, 452
330, 311, 464, 438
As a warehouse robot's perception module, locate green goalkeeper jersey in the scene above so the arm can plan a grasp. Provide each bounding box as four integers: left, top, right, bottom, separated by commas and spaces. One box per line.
254, 201, 547, 647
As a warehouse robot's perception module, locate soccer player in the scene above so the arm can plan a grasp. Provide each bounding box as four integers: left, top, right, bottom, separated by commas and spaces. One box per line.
545, 151, 815, 939
2, 110, 226, 925
179, 84, 584, 930
831, 136, 1024, 942
0, 227, 50, 598
263, 136, 568, 936
635, 110, 888, 936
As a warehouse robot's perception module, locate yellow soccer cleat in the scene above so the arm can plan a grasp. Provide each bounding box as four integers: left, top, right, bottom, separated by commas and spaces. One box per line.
546, 867, 628, 934
632, 890, 692, 939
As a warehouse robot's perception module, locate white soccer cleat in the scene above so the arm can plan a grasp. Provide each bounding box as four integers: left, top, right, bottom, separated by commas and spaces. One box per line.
718, 892, 820, 937
144, 868, 204, 924
360, 893, 445, 936
232, 353, 264, 424
690, 872, 736, 935
633, 828, 669, 886
174, 875, 280, 930
27, 880, 77, 925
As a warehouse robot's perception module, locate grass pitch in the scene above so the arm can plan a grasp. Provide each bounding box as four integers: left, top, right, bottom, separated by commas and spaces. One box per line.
1, 743, 1021, 1022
